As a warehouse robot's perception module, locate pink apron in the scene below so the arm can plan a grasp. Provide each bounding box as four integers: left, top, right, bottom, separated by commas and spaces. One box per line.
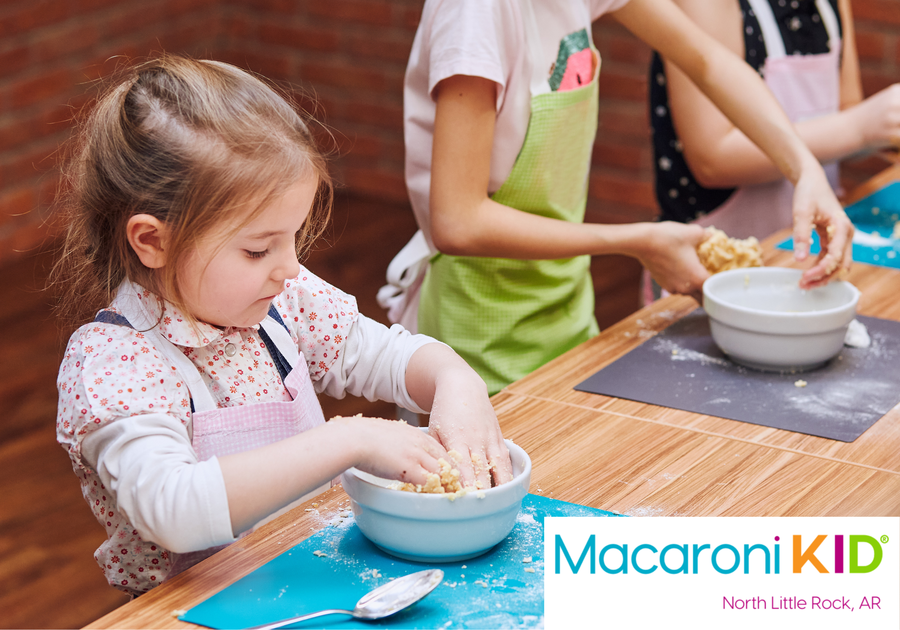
643, 0, 842, 304
696, 0, 842, 240
113, 299, 326, 581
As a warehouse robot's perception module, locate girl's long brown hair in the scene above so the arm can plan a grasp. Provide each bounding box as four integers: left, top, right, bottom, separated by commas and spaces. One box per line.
51, 55, 333, 329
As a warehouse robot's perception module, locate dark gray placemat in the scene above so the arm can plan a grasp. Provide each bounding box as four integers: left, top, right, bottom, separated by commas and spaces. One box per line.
575, 311, 900, 442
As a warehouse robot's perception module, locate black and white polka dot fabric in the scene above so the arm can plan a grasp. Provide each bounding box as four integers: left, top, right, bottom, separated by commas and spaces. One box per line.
649, 0, 841, 224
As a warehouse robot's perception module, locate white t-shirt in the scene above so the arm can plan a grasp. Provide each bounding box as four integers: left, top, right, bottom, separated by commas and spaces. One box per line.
404, 0, 631, 247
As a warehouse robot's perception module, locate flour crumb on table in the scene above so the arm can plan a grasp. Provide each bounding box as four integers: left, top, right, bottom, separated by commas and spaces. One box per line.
794, 379, 807, 388
696, 227, 763, 274
522, 556, 533, 563
524, 567, 536, 573
313, 550, 327, 557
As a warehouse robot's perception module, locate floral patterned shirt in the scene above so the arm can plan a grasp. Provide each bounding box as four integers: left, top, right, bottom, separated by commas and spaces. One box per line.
56, 266, 433, 595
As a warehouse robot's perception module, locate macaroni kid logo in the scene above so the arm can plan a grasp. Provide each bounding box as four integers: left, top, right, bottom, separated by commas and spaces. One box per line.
544, 517, 900, 629
553, 532, 888, 576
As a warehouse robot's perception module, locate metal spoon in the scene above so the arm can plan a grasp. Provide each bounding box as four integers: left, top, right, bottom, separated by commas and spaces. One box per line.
246, 569, 444, 630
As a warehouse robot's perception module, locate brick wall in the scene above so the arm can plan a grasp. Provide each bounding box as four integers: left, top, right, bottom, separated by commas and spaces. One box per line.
2, 0, 899, 289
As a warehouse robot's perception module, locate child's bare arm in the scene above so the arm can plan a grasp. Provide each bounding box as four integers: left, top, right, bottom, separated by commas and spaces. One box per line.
218, 417, 448, 536
430, 74, 710, 298
612, 0, 854, 287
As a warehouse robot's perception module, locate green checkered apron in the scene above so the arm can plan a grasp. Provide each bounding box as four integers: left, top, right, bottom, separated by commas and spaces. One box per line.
418, 50, 601, 395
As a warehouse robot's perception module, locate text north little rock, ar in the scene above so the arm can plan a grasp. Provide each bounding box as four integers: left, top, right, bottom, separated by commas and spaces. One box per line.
723, 595, 883, 612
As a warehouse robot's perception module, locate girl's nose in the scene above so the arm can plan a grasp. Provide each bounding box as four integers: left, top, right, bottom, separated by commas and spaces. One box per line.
274, 248, 300, 281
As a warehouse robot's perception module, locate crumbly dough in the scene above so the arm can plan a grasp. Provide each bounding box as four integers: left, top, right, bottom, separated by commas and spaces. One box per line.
696, 227, 763, 274
396, 450, 464, 494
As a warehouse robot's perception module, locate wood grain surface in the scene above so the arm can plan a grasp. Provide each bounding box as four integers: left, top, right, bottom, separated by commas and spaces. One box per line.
86, 229, 900, 629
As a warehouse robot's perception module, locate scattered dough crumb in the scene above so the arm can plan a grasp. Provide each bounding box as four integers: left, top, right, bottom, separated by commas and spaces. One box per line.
671, 349, 679, 355
476, 491, 486, 499
172, 610, 188, 618
522, 556, 533, 563
696, 227, 763, 274
474, 579, 489, 588
794, 380, 808, 388
524, 567, 536, 573
313, 550, 327, 557
372, 569, 381, 578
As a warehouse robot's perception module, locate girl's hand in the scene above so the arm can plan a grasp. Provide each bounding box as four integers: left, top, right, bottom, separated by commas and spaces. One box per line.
405, 343, 514, 489
638, 222, 710, 302
336, 415, 450, 486
427, 367, 514, 490
790, 165, 854, 289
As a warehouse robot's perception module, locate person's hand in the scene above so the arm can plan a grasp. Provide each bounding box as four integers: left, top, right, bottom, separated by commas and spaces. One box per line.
335, 416, 449, 486
426, 367, 513, 490
638, 222, 710, 302
790, 164, 854, 289
853, 83, 900, 152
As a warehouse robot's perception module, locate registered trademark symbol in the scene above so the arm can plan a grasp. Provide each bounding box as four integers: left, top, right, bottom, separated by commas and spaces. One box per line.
881, 535, 889, 544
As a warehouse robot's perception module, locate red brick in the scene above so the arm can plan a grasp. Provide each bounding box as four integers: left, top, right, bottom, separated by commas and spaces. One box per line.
165, 0, 218, 19
0, 0, 70, 38
0, 186, 37, 226
34, 22, 101, 64
597, 70, 647, 102
601, 35, 652, 66
340, 100, 403, 129
0, 45, 30, 81
222, 13, 255, 40
0, 117, 34, 153
3, 147, 60, 184
8, 216, 54, 258
239, 50, 292, 80
302, 60, 386, 91
588, 172, 655, 211
258, 23, 341, 51
74, 0, 125, 13
104, 4, 169, 38
598, 108, 652, 140
853, 0, 900, 27
853, 29, 886, 62
307, 1, 393, 27
347, 32, 413, 63
342, 166, 407, 202
340, 133, 382, 159
591, 140, 650, 171
241, 0, 297, 14
861, 71, 898, 96
401, 5, 423, 30
8, 68, 74, 109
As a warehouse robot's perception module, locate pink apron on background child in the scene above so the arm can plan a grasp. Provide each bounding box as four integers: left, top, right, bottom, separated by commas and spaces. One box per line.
644, 0, 842, 303
90, 294, 326, 593
696, 0, 842, 240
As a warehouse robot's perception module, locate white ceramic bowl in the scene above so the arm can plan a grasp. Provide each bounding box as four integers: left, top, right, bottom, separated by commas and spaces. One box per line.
702, 267, 860, 372
340, 436, 531, 563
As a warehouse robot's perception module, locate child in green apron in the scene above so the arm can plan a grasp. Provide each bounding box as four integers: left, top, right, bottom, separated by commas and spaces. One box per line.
383, 0, 854, 395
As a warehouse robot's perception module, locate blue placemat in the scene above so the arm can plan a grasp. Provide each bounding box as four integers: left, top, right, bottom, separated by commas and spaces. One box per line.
180, 494, 619, 630
777, 180, 900, 268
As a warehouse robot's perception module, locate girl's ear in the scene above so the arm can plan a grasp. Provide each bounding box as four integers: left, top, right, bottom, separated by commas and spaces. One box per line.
126, 214, 169, 269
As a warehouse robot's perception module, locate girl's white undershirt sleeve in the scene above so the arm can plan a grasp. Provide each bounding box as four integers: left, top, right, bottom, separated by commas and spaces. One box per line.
314, 315, 445, 414
80, 414, 236, 553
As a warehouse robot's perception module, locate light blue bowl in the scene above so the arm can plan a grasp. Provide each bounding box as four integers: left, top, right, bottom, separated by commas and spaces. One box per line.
341, 436, 531, 563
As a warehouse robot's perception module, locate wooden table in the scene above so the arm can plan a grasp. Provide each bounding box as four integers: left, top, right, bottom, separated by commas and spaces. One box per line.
87, 231, 900, 628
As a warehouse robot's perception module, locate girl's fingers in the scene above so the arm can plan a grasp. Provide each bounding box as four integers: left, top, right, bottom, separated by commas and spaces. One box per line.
486, 440, 514, 486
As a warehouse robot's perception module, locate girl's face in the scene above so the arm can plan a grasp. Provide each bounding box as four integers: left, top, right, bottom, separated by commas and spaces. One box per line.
178, 177, 316, 328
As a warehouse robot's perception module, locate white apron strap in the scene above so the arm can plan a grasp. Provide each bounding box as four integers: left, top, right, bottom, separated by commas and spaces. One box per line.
746, 0, 787, 60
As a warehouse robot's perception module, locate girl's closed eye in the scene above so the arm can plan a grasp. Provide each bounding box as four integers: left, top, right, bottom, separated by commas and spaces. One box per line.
246, 249, 269, 259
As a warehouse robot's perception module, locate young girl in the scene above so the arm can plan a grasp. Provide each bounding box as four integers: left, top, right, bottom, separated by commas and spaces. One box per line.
53, 56, 512, 597
380, 0, 855, 396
